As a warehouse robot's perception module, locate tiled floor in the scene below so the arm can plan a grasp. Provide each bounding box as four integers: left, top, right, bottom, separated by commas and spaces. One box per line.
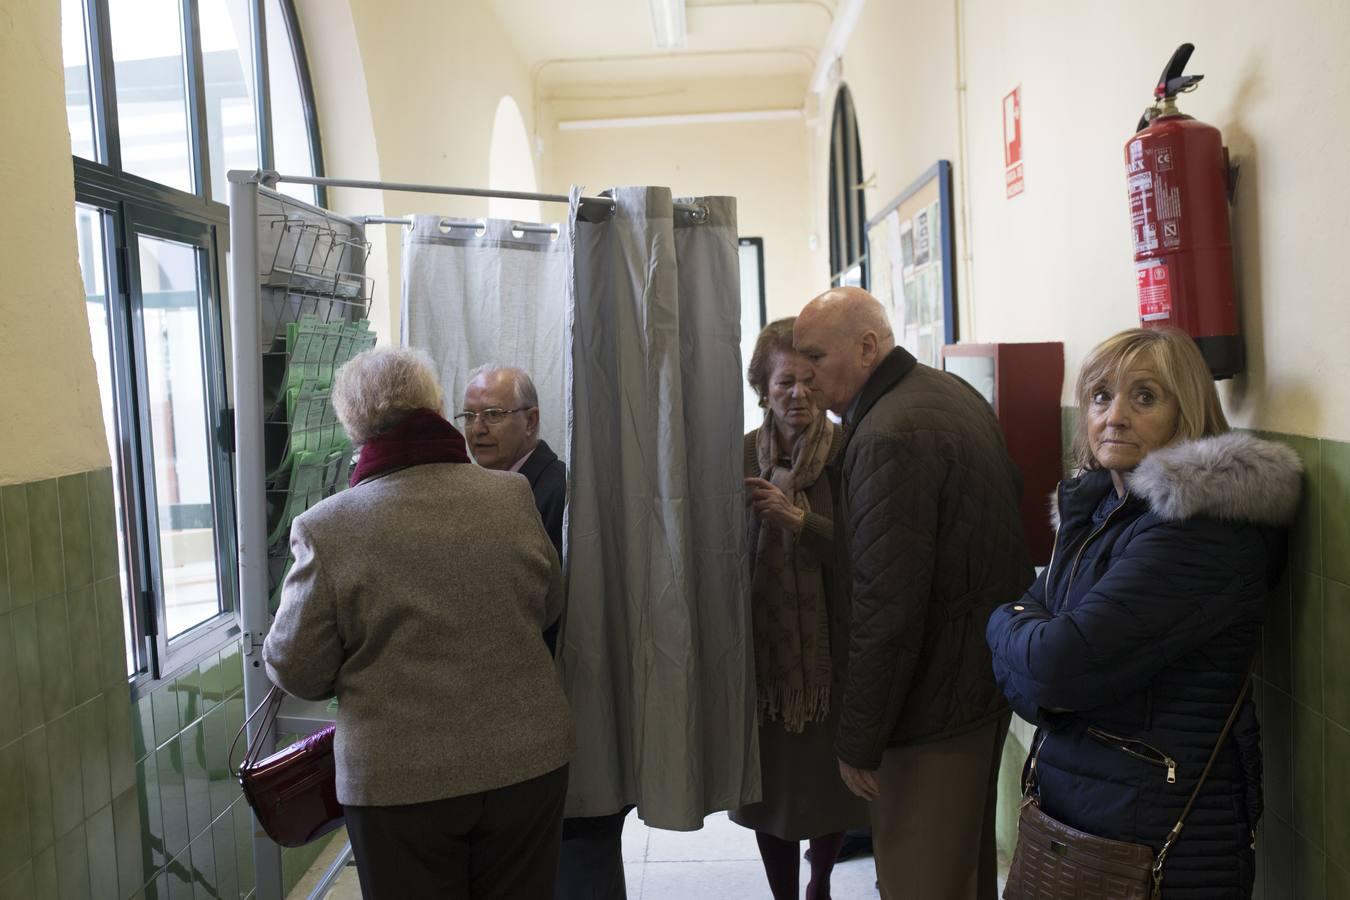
298, 812, 882, 899
622, 811, 881, 900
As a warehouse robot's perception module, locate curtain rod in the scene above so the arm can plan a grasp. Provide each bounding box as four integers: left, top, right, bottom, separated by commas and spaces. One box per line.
260, 171, 707, 217
362, 215, 558, 235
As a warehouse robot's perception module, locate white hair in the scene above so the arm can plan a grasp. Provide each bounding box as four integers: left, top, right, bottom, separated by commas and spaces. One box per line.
332, 347, 444, 446
466, 363, 540, 410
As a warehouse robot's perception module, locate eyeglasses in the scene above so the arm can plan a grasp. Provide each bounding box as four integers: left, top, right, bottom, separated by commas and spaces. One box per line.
453, 407, 533, 427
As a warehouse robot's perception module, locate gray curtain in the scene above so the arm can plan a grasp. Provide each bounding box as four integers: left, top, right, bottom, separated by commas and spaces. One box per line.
561, 187, 758, 829
401, 213, 570, 453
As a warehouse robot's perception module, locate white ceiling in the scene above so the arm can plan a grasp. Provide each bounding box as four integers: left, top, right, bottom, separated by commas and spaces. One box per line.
490, 0, 840, 115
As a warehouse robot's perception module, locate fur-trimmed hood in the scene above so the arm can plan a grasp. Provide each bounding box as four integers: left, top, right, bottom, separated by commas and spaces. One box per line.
1051, 432, 1304, 528
1127, 432, 1303, 523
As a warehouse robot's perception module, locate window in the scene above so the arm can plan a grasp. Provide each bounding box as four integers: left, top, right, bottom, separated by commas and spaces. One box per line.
62, 0, 98, 160
201, 0, 260, 203
76, 204, 138, 674
63, 0, 323, 686
74, 188, 238, 683
136, 233, 226, 638
264, 0, 324, 206
108, 0, 196, 191
828, 84, 867, 288
738, 238, 767, 429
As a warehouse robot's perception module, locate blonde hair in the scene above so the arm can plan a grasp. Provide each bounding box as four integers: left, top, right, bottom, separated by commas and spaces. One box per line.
332, 347, 444, 446
1072, 328, 1228, 471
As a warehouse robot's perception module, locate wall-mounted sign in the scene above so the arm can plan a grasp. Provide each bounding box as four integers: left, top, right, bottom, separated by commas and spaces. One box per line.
1004, 86, 1024, 198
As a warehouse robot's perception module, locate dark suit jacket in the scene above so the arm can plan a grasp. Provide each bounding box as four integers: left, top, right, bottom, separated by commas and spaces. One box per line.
519, 440, 567, 653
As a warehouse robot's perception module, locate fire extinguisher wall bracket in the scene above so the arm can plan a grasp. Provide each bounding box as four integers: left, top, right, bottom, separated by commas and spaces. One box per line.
1226, 156, 1241, 204
1127, 42, 1245, 380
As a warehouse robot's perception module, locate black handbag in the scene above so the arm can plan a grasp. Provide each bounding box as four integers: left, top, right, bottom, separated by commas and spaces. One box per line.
1004, 671, 1253, 900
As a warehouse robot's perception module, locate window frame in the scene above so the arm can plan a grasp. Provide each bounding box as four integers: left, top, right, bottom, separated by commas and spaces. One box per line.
75, 161, 239, 692
828, 83, 868, 289
78, 0, 325, 203
270, 0, 327, 207
69, 0, 324, 693
123, 203, 239, 673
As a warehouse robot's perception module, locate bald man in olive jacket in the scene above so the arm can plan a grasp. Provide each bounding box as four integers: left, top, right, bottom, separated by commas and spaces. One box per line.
794, 288, 1033, 900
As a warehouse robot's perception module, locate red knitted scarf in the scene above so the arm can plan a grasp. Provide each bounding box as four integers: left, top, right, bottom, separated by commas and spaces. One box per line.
349, 408, 470, 486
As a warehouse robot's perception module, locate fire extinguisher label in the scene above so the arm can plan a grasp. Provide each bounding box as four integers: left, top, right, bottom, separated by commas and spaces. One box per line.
1136, 260, 1172, 322
1128, 140, 1183, 254
1129, 170, 1158, 253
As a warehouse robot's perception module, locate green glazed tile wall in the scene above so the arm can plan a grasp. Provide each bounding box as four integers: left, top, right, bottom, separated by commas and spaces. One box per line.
1253, 432, 1350, 899
994, 422, 1350, 897
136, 633, 350, 898
0, 470, 290, 900
128, 642, 261, 900
0, 469, 151, 898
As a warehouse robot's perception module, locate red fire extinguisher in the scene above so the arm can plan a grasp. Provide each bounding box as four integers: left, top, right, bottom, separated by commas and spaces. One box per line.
1126, 44, 1243, 378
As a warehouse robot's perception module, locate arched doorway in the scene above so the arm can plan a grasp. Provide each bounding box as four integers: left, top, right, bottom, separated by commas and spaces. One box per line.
487, 96, 542, 223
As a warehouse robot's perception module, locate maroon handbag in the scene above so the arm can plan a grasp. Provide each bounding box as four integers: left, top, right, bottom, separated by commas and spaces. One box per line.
229, 686, 345, 848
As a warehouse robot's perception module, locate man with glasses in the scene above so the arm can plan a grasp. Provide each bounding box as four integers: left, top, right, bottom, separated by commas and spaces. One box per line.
460, 364, 566, 587
460, 363, 629, 900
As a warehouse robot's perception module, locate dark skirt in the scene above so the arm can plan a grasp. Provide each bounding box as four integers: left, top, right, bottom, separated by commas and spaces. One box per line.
730, 707, 869, 841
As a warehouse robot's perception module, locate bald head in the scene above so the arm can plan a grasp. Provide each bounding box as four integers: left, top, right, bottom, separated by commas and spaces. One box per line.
793, 287, 895, 413
798, 287, 895, 351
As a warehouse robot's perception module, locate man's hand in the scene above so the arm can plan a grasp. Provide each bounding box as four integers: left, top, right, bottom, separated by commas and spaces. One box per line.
745, 477, 804, 533
838, 759, 881, 801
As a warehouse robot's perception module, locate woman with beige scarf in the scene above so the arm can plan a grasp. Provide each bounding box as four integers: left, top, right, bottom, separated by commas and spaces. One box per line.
730, 318, 868, 900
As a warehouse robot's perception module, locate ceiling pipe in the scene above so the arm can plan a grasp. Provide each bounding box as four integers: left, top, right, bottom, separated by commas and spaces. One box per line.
649, 0, 688, 49
559, 108, 804, 131
808, 0, 865, 97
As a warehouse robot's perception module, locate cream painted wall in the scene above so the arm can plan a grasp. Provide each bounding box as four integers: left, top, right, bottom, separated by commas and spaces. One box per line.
0, 0, 110, 485
825, 0, 1350, 441
292, 0, 397, 341
807, 0, 965, 321
545, 118, 818, 322
960, 0, 1350, 440
336, 0, 544, 341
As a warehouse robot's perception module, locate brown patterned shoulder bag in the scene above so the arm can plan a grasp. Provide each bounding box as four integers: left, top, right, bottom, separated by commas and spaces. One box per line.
1003, 672, 1252, 900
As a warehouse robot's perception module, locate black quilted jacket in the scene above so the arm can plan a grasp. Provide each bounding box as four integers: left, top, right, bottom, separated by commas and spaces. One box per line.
833, 348, 1033, 769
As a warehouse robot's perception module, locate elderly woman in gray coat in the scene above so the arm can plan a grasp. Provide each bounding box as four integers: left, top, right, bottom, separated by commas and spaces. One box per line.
263, 347, 574, 900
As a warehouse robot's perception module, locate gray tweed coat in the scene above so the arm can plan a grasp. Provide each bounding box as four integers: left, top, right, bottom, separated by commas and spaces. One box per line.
263, 462, 575, 807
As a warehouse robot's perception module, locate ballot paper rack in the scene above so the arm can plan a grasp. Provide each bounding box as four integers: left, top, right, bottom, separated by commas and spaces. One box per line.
257, 196, 376, 612
229, 174, 369, 899
229, 167, 632, 898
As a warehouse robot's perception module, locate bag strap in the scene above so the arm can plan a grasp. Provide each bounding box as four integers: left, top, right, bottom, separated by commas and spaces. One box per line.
1152, 656, 1257, 889
229, 685, 284, 776
1021, 728, 1049, 800
1020, 659, 1256, 876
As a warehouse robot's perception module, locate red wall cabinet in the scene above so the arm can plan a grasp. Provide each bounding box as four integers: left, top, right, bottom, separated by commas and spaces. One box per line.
941, 342, 1064, 565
